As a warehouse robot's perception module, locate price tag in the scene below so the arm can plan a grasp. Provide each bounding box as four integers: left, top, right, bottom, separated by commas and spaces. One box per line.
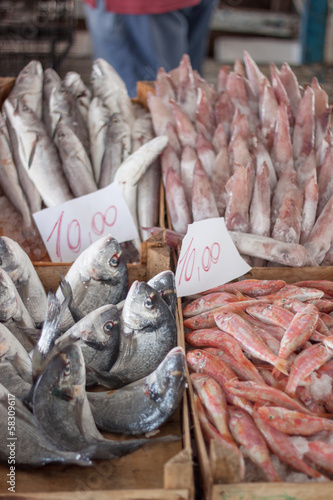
33, 182, 139, 263
175, 218, 251, 297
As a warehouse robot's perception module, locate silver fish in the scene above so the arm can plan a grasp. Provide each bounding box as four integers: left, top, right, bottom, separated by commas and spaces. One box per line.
0, 322, 32, 383
88, 96, 110, 185
42, 67, 61, 137
56, 235, 128, 331
8, 60, 43, 119
55, 122, 97, 197
33, 343, 176, 460
0, 382, 90, 467
0, 114, 32, 227
87, 280, 177, 389
63, 70, 92, 122
88, 346, 186, 435
0, 236, 47, 326
3, 98, 74, 208
147, 270, 177, 318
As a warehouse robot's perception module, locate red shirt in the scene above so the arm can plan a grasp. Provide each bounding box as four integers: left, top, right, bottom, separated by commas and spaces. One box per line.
82, 0, 200, 15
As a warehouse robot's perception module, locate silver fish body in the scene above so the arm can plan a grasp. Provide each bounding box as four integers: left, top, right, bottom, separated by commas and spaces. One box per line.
147, 270, 177, 317
8, 60, 43, 119
88, 346, 186, 435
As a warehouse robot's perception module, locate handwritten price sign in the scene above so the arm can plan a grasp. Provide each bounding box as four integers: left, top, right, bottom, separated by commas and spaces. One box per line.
33, 182, 139, 263
175, 218, 251, 297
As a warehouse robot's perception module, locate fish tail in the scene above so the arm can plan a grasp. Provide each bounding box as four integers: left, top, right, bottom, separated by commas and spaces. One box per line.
274, 357, 289, 376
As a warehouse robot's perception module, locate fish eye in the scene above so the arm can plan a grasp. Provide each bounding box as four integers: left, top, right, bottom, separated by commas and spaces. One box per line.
144, 295, 154, 309
63, 360, 71, 377
22, 104, 30, 112
103, 321, 114, 333
109, 254, 119, 267
195, 352, 201, 358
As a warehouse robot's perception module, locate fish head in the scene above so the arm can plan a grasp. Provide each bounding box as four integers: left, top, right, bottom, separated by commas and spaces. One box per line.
147, 346, 187, 409
147, 270, 177, 316
83, 304, 120, 348
190, 372, 211, 392
36, 343, 86, 402
0, 236, 21, 277
323, 336, 333, 351
0, 269, 18, 320
186, 349, 208, 373
122, 280, 173, 333
15, 60, 43, 86
54, 122, 72, 150
88, 236, 128, 288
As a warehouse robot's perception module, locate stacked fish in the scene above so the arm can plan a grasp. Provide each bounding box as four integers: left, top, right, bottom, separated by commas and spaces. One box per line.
184, 278, 333, 482
147, 52, 333, 267
0, 234, 186, 467
0, 59, 168, 255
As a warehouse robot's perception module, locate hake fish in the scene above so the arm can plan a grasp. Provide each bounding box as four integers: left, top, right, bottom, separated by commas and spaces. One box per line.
56, 236, 128, 331
0, 236, 47, 326
7, 60, 43, 119
3, 98, 74, 208
88, 346, 186, 435
87, 280, 177, 389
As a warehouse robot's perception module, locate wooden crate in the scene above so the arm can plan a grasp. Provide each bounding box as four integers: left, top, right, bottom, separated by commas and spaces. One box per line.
183, 266, 333, 500
0, 231, 194, 500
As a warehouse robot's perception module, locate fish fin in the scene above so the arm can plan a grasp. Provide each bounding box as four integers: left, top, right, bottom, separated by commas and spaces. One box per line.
274, 357, 289, 376
235, 290, 248, 301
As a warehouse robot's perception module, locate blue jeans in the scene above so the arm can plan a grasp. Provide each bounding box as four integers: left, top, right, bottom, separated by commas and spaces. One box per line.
83, 0, 217, 97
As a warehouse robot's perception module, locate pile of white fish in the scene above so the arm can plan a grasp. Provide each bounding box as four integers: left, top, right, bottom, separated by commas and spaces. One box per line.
147, 52, 333, 267
184, 278, 333, 482
0, 234, 186, 467
0, 58, 169, 255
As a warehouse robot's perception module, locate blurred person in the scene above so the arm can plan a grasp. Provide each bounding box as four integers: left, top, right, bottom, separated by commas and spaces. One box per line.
82, 0, 217, 96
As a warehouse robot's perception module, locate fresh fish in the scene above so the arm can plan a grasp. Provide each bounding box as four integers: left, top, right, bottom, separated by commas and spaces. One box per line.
203, 279, 286, 297
88, 96, 109, 184
176, 54, 197, 122
0, 268, 36, 350
87, 280, 177, 388
187, 349, 253, 414
257, 406, 333, 435
224, 166, 250, 233
305, 441, 333, 476
63, 70, 92, 122
211, 131, 230, 216
42, 67, 61, 137
193, 392, 245, 482
161, 144, 180, 186
179, 145, 197, 209
271, 183, 304, 244
0, 114, 32, 228
253, 141, 277, 195
300, 173, 319, 244
56, 235, 128, 331
191, 159, 219, 222
270, 102, 293, 178
0, 322, 32, 383
0, 236, 47, 326
292, 86, 315, 169
55, 122, 97, 196
33, 343, 170, 460
304, 194, 333, 265
215, 311, 289, 375
91, 58, 135, 127
271, 165, 297, 228
0, 383, 91, 467
196, 132, 216, 178
317, 143, 333, 217
285, 336, 333, 397
196, 87, 216, 140
169, 99, 197, 148
88, 346, 186, 435
56, 303, 121, 377
99, 112, 132, 188
294, 280, 333, 297
259, 79, 279, 150
252, 406, 328, 481
279, 62, 302, 118
214, 90, 234, 141
270, 62, 294, 128
228, 231, 309, 267
191, 372, 232, 440
165, 167, 192, 234
183, 291, 239, 317
155, 67, 176, 106
0, 361, 32, 400
147, 270, 177, 317
8, 60, 43, 119
137, 157, 161, 242
228, 406, 282, 482
3, 98, 74, 208
49, 79, 90, 154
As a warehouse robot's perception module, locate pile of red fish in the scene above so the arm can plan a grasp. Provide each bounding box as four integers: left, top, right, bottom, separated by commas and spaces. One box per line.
148, 52, 333, 267
184, 278, 333, 482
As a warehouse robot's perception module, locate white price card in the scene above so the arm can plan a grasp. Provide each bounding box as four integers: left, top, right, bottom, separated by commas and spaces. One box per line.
33, 182, 139, 263
175, 218, 252, 297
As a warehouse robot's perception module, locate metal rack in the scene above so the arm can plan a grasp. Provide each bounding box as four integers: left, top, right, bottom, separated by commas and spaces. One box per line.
0, 0, 77, 76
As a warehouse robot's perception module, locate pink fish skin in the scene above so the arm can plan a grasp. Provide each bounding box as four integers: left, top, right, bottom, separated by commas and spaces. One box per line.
214, 311, 289, 375
193, 393, 245, 481
252, 407, 329, 481
203, 279, 286, 298
292, 86, 315, 169
304, 194, 333, 265
278, 303, 319, 360
191, 159, 219, 222
257, 406, 333, 435
228, 406, 282, 482
191, 372, 232, 439
285, 336, 333, 397
305, 441, 333, 475
223, 379, 318, 416
224, 166, 250, 233
169, 99, 197, 148
294, 280, 333, 297
183, 292, 240, 317
165, 167, 192, 234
